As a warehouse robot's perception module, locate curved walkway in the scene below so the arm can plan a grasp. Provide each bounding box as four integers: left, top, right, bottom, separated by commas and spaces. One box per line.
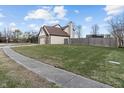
3, 47, 113, 88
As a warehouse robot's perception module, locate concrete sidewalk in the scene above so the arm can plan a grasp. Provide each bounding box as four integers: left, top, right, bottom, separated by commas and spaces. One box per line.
3, 47, 113, 88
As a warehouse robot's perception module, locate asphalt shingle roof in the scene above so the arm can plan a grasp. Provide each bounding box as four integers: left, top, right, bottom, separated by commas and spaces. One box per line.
43, 26, 70, 37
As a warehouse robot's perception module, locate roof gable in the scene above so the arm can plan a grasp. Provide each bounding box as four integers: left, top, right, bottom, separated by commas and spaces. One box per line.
39, 29, 46, 36
43, 26, 70, 37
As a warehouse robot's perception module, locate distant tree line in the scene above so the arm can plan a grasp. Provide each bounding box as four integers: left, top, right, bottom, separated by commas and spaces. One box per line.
0, 28, 38, 43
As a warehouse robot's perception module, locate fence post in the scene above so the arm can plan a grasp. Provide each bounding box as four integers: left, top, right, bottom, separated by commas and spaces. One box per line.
87, 38, 89, 45
109, 38, 111, 47
69, 38, 71, 45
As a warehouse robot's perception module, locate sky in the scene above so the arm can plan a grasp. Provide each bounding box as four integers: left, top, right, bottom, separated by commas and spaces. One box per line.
0, 5, 124, 37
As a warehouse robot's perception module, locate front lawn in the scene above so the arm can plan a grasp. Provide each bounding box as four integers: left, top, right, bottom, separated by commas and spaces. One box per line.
13, 45, 124, 87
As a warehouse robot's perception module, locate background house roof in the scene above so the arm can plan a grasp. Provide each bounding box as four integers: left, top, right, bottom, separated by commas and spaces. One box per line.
43, 26, 70, 37
62, 25, 69, 30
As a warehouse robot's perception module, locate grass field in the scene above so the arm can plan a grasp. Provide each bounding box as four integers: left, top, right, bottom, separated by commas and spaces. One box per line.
13, 45, 124, 87
0, 49, 57, 88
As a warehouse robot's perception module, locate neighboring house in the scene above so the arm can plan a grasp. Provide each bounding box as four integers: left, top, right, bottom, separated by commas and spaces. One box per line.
86, 34, 104, 38
86, 34, 111, 38
38, 21, 75, 44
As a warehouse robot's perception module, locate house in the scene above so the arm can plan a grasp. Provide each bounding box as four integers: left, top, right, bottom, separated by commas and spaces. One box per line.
86, 34, 111, 38
86, 34, 104, 38
38, 21, 75, 44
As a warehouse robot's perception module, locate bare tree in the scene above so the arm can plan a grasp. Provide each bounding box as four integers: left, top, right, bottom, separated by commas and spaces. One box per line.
91, 24, 99, 35
108, 15, 124, 48
13, 29, 22, 42
3, 27, 14, 43
4, 28, 9, 43
14, 29, 22, 38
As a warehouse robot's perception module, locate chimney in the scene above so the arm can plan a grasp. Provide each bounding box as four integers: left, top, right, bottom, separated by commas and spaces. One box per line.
63, 21, 74, 38
68, 21, 74, 38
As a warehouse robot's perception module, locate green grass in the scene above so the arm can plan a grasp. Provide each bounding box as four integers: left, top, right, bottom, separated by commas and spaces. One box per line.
13, 45, 124, 87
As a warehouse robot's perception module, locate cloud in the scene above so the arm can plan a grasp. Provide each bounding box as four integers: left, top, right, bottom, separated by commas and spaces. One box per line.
24, 6, 68, 28
99, 24, 105, 27
85, 16, 93, 22
0, 13, 5, 18
24, 6, 68, 26
48, 20, 59, 25
0, 22, 3, 26
82, 26, 87, 29
104, 5, 124, 16
28, 24, 36, 28
42, 20, 60, 26
104, 5, 124, 21
74, 10, 79, 14
9, 22, 18, 32
28, 24, 40, 31
53, 6, 67, 19
24, 9, 53, 21
9, 22, 16, 27
104, 16, 113, 21
10, 27, 18, 32
21, 22, 25, 25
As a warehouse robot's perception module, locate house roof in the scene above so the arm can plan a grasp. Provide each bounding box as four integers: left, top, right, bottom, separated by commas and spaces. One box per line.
43, 26, 70, 37
62, 25, 69, 30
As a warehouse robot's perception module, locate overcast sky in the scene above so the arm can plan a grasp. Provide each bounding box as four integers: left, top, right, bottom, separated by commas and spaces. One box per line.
0, 5, 124, 37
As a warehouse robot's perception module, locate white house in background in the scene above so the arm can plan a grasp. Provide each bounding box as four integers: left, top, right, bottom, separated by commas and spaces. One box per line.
38, 21, 76, 44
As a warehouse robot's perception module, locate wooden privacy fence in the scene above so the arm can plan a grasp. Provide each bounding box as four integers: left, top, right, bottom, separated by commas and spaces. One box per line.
64, 38, 117, 47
